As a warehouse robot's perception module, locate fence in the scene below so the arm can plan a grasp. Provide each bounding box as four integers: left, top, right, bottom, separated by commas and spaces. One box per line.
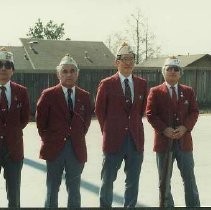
12, 67, 211, 115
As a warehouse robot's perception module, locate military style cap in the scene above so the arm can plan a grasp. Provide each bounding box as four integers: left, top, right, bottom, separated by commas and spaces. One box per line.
116, 42, 134, 57
0, 47, 14, 63
164, 56, 181, 68
58, 54, 79, 70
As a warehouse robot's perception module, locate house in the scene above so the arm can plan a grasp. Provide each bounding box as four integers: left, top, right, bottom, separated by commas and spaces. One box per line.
2, 38, 116, 114
136, 54, 211, 106
139, 54, 211, 68
2, 40, 211, 111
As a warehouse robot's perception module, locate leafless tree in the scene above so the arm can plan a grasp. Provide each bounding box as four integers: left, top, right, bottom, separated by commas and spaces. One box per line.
105, 9, 161, 64
105, 33, 129, 56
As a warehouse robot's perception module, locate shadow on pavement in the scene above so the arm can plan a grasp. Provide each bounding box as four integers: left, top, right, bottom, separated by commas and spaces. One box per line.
24, 157, 145, 207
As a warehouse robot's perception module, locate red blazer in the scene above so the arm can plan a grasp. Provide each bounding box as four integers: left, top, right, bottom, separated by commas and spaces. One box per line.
95, 73, 147, 153
0, 81, 30, 161
36, 84, 92, 163
146, 83, 199, 152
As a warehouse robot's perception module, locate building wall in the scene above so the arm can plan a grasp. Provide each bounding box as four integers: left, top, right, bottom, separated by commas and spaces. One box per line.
12, 67, 211, 116
12, 73, 58, 115
78, 69, 116, 102
135, 67, 211, 108
12, 69, 116, 115
190, 56, 211, 67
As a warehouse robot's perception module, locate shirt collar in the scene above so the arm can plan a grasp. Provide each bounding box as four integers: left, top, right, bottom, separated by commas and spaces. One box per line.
0, 81, 10, 91
118, 72, 133, 83
165, 82, 178, 90
61, 85, 75, 94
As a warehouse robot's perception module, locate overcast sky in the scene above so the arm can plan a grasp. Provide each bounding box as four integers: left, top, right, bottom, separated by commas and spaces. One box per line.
1, 0, 211, 55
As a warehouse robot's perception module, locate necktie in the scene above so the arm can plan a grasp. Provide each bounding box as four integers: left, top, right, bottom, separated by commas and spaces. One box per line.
0, 86, 8, 122
170, 86, 177, 108
124, 78, 132, 111
67, 88, 74, 122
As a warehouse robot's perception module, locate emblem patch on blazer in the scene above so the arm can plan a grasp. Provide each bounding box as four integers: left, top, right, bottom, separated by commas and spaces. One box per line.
13, 96, 22, 108
184, 100, 189, 105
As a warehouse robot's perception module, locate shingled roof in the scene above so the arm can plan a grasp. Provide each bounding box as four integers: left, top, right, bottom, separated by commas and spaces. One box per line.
20, 38, 115, 72
0, 46, 33, 72
138, 54, 211, 68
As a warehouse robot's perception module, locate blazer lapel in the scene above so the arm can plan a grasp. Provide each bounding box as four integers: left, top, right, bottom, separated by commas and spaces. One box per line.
132, 76, 141, 105
54, 85, 69, 116
5, 82, 18, 116
114, 73, 125, 95
8, 83, 16, 113
74, 87, 81, 113
177, 85, 185, 107
161, 83, 173, 106
2, 83, 20, 121
130, 77, 138, 113
113, 73, 126, 103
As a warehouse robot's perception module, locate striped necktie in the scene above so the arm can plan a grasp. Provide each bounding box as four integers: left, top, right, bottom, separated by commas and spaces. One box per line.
170, 86, 177, 108
67, 88, 74, 122
124, 78, 132, 111
0, 86, 8, 122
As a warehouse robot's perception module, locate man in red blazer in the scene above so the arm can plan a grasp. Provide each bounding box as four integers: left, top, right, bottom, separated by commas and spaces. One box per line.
0, 47, 30, 207
36, 54, 92, 208
95, 43, 147, 207
146, 56, 200, 207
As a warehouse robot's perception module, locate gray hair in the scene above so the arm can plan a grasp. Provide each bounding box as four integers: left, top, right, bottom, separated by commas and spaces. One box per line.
56, 64, 80, 73
161, 65, 184, 76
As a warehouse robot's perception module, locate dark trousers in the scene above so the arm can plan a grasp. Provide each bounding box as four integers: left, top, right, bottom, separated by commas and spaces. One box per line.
0, 143, 23, 208
100, 133, 143, 208
156, 141, 200, 207
45, 139, 84, 208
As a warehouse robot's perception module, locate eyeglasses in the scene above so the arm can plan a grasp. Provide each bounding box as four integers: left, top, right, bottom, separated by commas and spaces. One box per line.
166, 66, 180, 72
0, 60, 13, 69
120, 57, 135, 63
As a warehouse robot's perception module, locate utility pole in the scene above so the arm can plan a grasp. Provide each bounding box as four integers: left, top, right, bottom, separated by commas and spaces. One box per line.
145, 24, 148, 60
131, 13, 140, 64
136, 18, 140, 64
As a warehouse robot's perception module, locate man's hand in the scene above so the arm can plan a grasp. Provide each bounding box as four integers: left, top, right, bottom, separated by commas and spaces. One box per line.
173, 126, 187, 139
163, 126, 187, 140
163, 127, 176, 139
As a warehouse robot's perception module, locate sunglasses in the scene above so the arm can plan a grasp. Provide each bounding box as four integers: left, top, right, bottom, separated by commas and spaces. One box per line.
166, 66, 180, 72
0, 60, 14, 69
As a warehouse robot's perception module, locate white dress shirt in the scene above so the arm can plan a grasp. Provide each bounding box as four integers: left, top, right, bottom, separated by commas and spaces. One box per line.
165, 82, 178, 99
62, 85, 76, 109
118, 72, 134, 102
0, 81, 11, 108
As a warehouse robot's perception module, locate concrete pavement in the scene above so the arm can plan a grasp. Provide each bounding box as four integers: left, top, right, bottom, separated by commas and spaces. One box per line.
0, 114, 210, 207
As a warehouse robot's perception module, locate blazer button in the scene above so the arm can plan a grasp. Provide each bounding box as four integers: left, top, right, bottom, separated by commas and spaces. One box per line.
64, 138, 67, 141
125, 127, 128, 130
0, 136, 4, 139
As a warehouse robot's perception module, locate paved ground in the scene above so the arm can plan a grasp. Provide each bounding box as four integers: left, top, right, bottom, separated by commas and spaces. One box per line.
0, 114, 211, 208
